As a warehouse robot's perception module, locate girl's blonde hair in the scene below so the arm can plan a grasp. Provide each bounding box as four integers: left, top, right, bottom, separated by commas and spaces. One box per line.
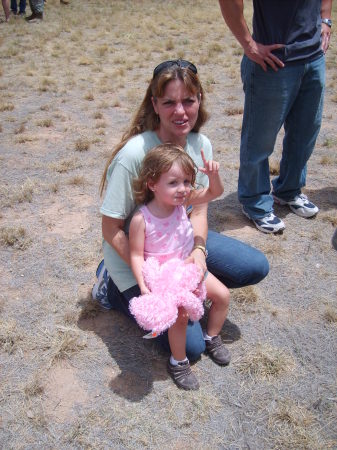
133, 143, 197, 205
100, 63, 208, 195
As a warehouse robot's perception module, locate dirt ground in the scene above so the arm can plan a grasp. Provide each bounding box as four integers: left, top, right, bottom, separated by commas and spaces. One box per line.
0, 1, 336, 449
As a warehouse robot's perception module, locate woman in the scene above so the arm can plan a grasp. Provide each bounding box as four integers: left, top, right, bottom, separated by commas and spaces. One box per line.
96, 59, 269, 368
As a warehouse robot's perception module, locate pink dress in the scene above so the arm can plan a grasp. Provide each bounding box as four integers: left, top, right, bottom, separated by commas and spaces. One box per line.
139, 205, 194, 263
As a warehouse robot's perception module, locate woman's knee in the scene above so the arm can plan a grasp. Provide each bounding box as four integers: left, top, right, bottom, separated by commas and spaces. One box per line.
249, 251, 269, 285
185, 321, 206, 361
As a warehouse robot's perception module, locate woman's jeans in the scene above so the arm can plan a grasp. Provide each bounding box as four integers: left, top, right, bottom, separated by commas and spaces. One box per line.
107, 230, 269, 361
239, 54, 325, 219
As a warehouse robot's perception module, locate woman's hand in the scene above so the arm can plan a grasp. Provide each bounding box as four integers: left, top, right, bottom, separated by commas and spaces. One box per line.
185, 247, 207, 281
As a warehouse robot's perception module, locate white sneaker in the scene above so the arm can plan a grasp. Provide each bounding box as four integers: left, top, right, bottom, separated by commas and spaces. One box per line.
92, 260, 113, 310
242, 208, 285, 234
273, 193, 319, 218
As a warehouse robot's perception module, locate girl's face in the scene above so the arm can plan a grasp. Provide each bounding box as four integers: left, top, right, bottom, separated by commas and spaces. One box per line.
149, 162, 192, 207
152, 79, 200, 146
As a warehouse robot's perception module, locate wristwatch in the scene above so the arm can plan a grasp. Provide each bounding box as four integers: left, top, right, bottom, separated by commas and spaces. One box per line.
322, 18, 332, 28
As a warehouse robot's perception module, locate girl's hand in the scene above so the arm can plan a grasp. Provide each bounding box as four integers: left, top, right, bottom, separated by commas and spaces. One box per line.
198, 149, 220, 177
140, 285, 150, 295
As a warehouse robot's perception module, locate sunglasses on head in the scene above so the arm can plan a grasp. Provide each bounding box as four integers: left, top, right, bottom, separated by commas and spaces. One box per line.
153, 59, 198, 78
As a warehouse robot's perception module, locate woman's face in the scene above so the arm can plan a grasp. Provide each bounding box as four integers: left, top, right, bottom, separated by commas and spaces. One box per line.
152, 79, 200, 146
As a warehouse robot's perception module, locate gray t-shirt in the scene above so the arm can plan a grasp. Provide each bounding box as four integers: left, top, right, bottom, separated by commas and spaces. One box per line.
100, 130, 213, 291
252, 0, 323, 64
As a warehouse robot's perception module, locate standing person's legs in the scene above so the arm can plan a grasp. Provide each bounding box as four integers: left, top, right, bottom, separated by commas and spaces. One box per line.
239, 56, 303, 219
19, 0, 25, 13
272, 56, 325, 201
28, 0, 42, 13
10, 0, 17, 14
26, 0, 42, 20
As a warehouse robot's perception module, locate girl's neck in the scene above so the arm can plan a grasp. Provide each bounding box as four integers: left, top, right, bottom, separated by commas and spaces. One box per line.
146, 199, 176, 218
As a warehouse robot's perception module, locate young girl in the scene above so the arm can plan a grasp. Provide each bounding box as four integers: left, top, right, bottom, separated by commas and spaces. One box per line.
129, 143, 230, 390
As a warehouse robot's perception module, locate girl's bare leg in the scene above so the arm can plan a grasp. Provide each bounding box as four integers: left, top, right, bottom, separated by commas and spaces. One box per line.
168, 307, 188, 361
205, 272, 230, 336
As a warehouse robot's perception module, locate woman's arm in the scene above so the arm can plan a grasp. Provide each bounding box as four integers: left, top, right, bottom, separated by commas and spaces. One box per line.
102, 215, 130, 266
188, 203, 208, 276
129, 213, 150, 294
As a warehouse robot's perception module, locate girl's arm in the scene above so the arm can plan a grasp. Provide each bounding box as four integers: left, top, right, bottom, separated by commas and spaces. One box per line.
188, 149, 224, 205
129, 212, 150, 294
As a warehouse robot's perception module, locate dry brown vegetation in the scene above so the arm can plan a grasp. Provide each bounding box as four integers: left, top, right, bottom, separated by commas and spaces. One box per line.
0, 1, 336, 449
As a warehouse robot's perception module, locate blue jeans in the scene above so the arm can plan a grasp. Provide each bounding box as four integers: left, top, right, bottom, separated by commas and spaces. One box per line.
107, 230, 269, 361
11, 0, 26, 12
239, 55, 325, 219
28, 0, 43, 13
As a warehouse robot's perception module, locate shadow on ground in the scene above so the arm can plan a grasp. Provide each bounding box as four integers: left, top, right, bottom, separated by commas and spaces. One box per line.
208, 186, 337, 232
77, 295, 167, 402
77, 296, 241, 401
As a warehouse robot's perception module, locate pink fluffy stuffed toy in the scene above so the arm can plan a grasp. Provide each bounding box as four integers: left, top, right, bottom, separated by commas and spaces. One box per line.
129, 257, 206, 336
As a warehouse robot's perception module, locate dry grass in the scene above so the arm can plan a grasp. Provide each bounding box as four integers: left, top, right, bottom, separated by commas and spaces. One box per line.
0, 320, 23, 354
232, 285, 259, 305
321, 211, 337, 227
37, 118, 53, 128
323, 306, 337, 323
75, 138, 91, 152
0, 226, 31, 250
24, 375, 45, 399
224, 107, 243, 116
49, 157, 80, 173
267, 399, 324, 449
0, 179, 34, 208
36, 326, 87, 366
0, 1, 336, 448
269, 159, 280, 175
236, 343, 295, 380
320, 155, 337, 165
67, 175, 86, 186
0, 102, 14, 111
